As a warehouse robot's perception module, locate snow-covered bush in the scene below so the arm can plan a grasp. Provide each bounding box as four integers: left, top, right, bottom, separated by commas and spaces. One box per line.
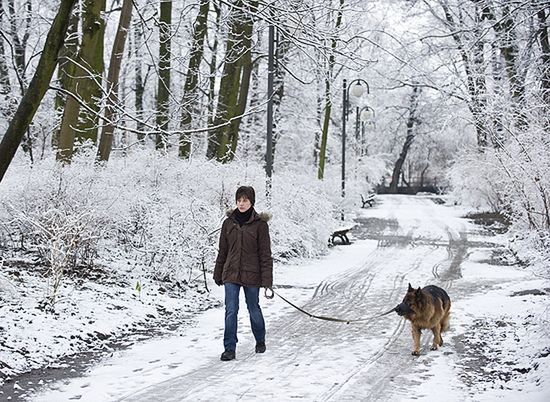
447, 150, 504, 211
0, 157, 111, 307
448, 139, 549, 228
447, 125, 550, 269
0, 150, 343, 296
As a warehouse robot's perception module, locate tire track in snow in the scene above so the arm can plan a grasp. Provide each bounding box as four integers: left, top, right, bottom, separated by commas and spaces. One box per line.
321, 217, 472, 401
317, 257, 430, 401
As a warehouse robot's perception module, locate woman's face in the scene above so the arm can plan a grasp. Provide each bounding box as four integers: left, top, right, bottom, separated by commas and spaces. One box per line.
236, 197, 252, 212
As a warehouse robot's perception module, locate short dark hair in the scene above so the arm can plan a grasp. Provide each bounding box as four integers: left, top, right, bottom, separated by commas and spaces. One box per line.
236, 186, 255, 206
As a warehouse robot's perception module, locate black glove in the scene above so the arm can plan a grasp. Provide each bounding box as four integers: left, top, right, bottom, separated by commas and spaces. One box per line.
215, 279, 223, 286
263, 287, 274, 299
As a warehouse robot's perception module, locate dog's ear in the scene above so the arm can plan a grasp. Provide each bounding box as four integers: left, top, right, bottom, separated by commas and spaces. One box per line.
416, 287, 422, 296
408, 283, 413, 291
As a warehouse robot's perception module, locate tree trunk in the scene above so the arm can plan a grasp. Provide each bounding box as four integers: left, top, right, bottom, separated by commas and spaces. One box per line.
134, 19, 145, 141
206, 1, 221, 158
75, 0, 106, 142
313, 43, 323, 166
208, 0, 242, 160
7, 0, 32, 89
53, 10, 79, 148
227, 6, 255, 160
439, 1, 488, 150
241, 54, 262, 158
155, 0, 172, 149
7, 0, 33, 158
119, 42, 130, 153
317, 76, 332, 180
538, 8, 550, 109
57, 0, 106, 161
472, 38, 489, 148
478, 1, 528, 130
389, 85, 421, 193
97, 0, 133, 162
207, 1, 221, 131
312, 11, 322, 167
0, 0, 78, 183
490, 44, 505, 147
499, 5, 526, 118
317, 0, 344, 180
228, 51, 253, 158
0, 0, 11, 94
179, 0, 210, 158
270, 27, 291, 166
208, 0, 258, 162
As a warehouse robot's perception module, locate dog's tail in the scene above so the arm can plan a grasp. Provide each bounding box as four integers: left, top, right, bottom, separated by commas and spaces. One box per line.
441, 307, 451, 332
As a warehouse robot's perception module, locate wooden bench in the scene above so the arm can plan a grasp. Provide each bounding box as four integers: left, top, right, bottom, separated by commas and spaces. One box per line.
361, 194, 376, 208
329, 226, 353, 246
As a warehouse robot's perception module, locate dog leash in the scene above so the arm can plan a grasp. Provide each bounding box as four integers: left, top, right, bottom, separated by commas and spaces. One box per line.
264, 287, 396, 324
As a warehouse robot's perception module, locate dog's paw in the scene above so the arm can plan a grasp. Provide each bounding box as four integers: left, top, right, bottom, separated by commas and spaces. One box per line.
430, 345, 438, 351
411, 350, 420, 356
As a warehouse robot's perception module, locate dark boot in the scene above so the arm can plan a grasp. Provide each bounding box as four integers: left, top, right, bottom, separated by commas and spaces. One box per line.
220, 350, 235, 361
255, 341, 266, 353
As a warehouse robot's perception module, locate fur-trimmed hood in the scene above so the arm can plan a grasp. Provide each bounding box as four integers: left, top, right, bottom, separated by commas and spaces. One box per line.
225, 208, 271, 222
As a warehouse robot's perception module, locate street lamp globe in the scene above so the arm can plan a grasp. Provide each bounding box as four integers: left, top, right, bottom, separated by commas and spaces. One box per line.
360, 108, 373, 122
359, 105, 375, 122
350, 82, 365, 98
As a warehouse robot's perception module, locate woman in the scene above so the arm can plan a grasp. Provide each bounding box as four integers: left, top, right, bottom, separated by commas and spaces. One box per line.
213, 186, 273, 361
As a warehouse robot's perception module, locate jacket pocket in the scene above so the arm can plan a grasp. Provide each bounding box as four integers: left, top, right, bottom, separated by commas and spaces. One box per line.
241, 264, 261, 285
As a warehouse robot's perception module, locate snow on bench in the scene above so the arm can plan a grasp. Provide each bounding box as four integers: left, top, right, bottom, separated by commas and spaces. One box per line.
361, 194, 376, 208
329, 225, 355, 246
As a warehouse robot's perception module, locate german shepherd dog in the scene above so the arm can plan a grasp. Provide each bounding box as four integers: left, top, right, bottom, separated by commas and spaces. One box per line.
395, 284, 451, 356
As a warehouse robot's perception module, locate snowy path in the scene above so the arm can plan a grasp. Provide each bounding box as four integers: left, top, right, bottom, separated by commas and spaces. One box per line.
31, 195, 550, 402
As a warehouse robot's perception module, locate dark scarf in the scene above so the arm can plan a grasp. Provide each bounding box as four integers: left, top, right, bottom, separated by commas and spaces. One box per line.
235, 207, 253, 227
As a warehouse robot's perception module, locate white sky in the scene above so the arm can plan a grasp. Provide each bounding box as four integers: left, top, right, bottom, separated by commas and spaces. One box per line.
27, 195, 550, 401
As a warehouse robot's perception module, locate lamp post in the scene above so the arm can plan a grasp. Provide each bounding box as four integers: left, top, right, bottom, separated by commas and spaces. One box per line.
358, 106, 375, 156
265, 7, 275, 205
342, 78, 369, 220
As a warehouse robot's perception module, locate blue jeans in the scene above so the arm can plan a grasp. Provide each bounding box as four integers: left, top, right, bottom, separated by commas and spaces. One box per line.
223, 282, 265, 352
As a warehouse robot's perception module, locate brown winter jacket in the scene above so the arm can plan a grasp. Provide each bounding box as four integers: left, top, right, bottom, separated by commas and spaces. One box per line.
213, 208, 273, 288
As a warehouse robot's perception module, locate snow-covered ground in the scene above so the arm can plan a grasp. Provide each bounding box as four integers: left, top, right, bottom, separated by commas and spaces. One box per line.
6, 195, 550, 401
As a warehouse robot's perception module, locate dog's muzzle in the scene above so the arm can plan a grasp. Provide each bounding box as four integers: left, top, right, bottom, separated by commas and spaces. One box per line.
394, 302, 412, 317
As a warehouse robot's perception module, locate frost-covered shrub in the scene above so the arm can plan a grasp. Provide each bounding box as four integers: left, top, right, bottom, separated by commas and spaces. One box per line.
508, 229, 550, 276
270, 171, 335, 259
345, 154, 389, 205
447, 125, 550, 262
447, 150, 504, 211
0, 150, 342, 291
448, 136, 549, 230
0, 158, 111, 307
3, 174, 105, 260
100, 152, 341, 273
